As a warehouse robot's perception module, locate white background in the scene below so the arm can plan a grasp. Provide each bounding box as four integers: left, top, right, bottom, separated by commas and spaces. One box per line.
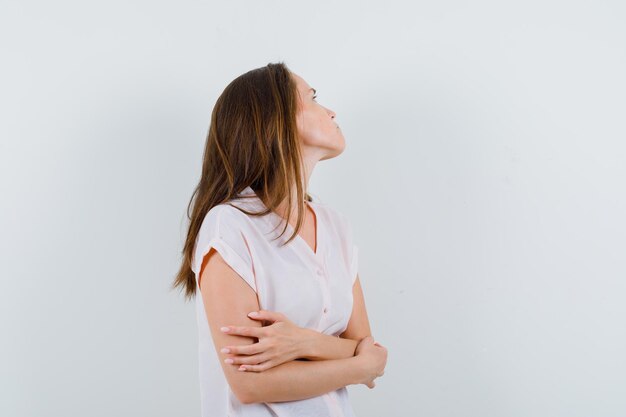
1, 1, 625, 416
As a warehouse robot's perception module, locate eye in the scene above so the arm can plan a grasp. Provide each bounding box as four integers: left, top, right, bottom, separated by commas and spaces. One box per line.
312, 94, 318, 101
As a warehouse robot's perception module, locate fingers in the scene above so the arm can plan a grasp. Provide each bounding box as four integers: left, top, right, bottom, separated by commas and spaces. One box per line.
220, 342, 263, 356
247, 309, 286, 323
236, 359, 276, 372
220, 325, 265, 338
223, 353, 269, 367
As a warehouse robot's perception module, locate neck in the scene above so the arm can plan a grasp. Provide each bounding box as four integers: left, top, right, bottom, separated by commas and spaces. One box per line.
273, 151, 318, 220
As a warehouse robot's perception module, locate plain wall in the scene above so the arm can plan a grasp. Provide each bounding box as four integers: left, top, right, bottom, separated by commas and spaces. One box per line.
1, 0, 625, 416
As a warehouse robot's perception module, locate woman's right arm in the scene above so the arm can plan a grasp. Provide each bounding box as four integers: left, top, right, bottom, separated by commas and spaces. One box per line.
199, 248, 372, 404
235, 354, 365, 403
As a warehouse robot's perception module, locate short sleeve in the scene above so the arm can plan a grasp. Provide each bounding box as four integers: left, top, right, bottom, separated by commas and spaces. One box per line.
349, 243, 359, 285
192, 205, 257, 293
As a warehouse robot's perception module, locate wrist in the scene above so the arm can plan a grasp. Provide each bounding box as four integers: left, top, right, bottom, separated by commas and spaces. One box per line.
348, 355, 368, 385
298, 328, 320, 360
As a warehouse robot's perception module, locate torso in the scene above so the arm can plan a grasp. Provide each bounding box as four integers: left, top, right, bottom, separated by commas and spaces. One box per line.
192, 187, 359, 416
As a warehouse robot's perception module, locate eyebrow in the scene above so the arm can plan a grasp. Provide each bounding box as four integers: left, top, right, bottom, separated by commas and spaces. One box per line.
309, 88, 316, 95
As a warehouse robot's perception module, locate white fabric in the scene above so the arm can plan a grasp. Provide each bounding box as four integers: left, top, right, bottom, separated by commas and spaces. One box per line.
192, 185, 359, 417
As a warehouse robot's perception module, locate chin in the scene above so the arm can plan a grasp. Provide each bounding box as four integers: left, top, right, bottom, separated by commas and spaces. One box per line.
337, 135, 347, 152
318, 134, 346, 160
319, 146, 343, 161
332, 142, 346, 158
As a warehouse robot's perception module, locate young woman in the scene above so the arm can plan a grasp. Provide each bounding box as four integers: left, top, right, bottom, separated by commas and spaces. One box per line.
173, 62, 387, 416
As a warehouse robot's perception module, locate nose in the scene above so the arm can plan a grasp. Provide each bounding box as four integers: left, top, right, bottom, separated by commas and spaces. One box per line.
326, 107, 336, 118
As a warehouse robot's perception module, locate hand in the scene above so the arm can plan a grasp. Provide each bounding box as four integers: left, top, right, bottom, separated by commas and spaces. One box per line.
354, 336, 387, 388
219, 310, 313, 372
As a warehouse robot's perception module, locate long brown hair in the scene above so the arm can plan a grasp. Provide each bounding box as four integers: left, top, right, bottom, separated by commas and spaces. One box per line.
172, 61, 313, 301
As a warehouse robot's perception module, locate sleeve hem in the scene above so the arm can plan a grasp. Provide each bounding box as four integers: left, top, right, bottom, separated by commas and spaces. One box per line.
196, 237, 258, 294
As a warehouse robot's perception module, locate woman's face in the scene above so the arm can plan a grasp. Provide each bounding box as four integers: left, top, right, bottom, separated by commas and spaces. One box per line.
291, 72, 345, 160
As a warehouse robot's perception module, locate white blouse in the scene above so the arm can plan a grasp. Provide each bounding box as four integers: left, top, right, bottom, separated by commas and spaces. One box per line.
192, 185, 360, 417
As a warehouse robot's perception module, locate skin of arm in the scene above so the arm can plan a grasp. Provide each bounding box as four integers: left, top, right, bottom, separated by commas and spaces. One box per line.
199, 249, 368, 404
299, 274, 372, 361
235, 354, 364, 403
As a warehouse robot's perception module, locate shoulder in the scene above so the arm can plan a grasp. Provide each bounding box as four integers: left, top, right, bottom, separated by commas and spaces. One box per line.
200, 203, 255, 235
210, 203, 251, 220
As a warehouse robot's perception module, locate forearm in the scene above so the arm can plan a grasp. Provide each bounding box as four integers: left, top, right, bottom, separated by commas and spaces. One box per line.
299, 328, 359, 361
242, 355, 363, 404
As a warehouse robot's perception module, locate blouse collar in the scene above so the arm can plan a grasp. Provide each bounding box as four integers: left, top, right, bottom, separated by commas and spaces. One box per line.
238, 185, 256, 196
